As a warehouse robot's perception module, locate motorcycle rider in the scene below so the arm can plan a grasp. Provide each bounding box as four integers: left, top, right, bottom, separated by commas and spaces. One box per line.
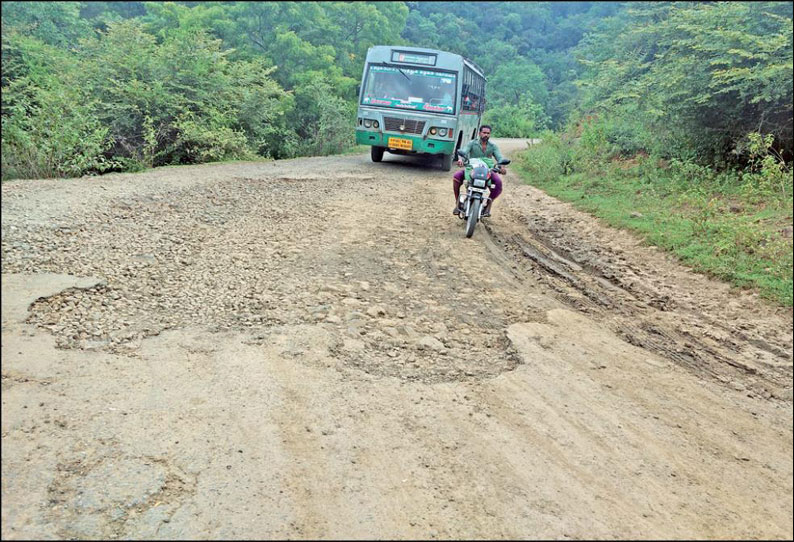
452, 125, 506, 217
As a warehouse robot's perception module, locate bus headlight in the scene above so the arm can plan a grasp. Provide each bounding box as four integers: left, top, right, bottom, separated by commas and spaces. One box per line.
373, 120, 379, 129
429, 127, 437, 135
364, 119, 372, 128
438, 128, 447, 137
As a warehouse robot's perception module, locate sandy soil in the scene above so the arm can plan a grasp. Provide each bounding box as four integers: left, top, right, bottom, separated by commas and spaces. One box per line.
2, 138, 792, 539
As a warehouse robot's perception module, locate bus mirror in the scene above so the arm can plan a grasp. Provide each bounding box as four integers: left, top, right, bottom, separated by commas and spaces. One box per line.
356, 85, 360, 97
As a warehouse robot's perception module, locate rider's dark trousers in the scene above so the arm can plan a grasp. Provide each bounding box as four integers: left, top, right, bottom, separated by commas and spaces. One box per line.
453, 170, 503, 201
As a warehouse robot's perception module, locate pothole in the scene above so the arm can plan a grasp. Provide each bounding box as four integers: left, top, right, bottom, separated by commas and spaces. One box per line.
331, 331, 522, 383
47, 452, 194, 539
242, 323, 522, 383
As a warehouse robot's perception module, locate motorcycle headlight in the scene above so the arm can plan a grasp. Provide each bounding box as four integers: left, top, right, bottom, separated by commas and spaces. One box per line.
429, 127, 437, 135
472, 166, 489, 179
364, 119, 372, 128
438, 128, 447, 137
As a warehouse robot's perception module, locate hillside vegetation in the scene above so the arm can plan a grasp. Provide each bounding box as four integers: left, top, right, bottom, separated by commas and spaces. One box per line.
2, 2, 790, 172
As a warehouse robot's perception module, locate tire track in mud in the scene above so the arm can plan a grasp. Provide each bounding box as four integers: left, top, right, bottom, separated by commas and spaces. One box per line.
481, 194, 792, 400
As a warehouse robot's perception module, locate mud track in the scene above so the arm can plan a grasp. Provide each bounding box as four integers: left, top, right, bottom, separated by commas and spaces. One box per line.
2, 139, 792, 539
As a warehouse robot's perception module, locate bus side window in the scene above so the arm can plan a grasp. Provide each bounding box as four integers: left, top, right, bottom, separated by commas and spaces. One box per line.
462, 83, 474, 112
462, 66, 485, 113
463, 95, 473, 111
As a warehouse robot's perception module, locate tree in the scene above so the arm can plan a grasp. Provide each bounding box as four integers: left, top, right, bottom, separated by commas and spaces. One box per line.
488, 58, 548, 109
1, 1, 93, 48
323, 2, 409, 80
575, 1, 794, 163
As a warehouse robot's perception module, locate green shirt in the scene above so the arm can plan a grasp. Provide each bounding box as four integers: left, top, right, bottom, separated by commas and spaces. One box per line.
461, 137, 504, 162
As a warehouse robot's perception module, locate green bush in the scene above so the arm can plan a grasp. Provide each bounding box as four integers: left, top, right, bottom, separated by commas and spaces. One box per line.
739, 132, 793, 202
483, 102, 548, 138
516, 131, 573, 184
1, 20, 298, 179
577, 111, 652, 159
169, 112, 253, 164
575, 2, 793, 166
1, 32, 116, 180
1, 81, 115, 179
288, 75, 356, 157
81, 21, 294, 168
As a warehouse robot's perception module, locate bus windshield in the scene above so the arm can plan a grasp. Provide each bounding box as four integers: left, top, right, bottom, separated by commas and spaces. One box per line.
361, 65, 456, 114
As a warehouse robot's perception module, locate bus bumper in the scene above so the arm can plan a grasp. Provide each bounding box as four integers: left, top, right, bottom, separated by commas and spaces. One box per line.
355, 130, 455, 155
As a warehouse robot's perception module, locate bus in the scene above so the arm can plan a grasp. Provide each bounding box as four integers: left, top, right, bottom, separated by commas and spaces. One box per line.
355, 45, 486, 171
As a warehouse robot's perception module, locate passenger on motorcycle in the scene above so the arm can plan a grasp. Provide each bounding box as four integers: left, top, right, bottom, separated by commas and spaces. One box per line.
452, 125, 506, 217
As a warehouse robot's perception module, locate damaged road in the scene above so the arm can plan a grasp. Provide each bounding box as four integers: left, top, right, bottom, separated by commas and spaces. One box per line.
2, 139, 791, 539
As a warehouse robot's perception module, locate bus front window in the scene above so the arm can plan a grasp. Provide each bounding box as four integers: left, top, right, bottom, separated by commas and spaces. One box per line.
362, 65, 456, 114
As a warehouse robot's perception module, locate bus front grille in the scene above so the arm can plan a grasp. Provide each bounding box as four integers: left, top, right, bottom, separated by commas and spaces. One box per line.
384, 117, 426, 135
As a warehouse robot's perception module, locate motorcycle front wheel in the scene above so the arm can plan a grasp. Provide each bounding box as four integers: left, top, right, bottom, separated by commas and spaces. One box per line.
465, 199, 480, 238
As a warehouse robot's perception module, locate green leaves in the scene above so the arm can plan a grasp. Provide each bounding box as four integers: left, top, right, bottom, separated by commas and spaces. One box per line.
1, 17, 293, 178
1, 27, 115, 179
0, 1, 93, 49
488, 58, 548, 109
287, 76, 356, 156
3, 1, 790, 179
483, 103, 547, 139
575, 1, 793, 164
1, 73, 116, 179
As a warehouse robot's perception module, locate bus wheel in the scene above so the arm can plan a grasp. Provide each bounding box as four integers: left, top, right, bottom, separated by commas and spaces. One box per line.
440, 153, 453, 171
371, 146, 384, 162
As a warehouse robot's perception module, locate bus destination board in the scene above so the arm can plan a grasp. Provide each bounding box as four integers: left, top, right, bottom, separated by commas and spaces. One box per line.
391, 51, 436, 66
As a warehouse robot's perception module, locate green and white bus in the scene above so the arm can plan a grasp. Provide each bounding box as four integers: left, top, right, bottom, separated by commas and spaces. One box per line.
356, 45, 486, 171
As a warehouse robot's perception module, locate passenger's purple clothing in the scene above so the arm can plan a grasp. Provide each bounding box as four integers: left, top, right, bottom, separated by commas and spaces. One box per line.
453, 169, 503, 200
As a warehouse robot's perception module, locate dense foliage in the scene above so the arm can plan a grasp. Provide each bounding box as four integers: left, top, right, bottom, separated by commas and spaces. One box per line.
1, 1, 792, 180
575, 2, 793, 166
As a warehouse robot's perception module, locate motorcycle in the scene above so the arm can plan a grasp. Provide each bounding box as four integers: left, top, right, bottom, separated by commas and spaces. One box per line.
455, 150, 511, 238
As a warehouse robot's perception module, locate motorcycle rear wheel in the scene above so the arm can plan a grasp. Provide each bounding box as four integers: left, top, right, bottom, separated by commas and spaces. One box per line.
465, 199, 480, 238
